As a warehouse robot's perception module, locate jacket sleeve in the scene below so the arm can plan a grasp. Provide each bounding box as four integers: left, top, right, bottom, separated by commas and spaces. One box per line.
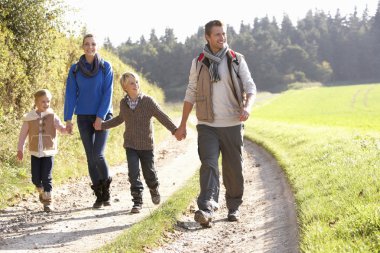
101, 99, 124, 130
54, 114, 67, 134
238, 55, 257, 101
97, 61, 114, 120
64, 64, 78, 121
184, 58, 198, 105
17, 122, 29, 152
150, 98, 177, 134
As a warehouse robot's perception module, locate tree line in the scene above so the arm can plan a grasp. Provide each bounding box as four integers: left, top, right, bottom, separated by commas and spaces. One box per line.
109, 1, 380, 101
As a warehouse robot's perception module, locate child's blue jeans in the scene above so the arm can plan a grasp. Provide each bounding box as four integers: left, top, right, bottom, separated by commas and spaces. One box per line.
126, 148, 159, 194
31, 155, 54, 192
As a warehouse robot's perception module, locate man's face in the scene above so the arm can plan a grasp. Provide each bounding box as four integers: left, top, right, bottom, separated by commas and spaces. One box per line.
205, 25, 227, 53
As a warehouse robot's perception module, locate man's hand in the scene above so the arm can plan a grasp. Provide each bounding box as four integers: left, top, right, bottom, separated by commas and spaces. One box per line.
239, 107, 250, 121
175, 125, 187, 141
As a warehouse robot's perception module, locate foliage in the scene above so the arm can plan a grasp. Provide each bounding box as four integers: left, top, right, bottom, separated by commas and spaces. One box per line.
0, 0, 166, 208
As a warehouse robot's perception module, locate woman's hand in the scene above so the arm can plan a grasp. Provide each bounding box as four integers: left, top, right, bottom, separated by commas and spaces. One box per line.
94, 117, 102, 131
66, 121, 74, 134
17, 150, 23, 161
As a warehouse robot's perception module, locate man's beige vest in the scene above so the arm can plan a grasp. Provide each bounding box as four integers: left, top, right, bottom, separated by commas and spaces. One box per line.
195, 50, 245, 123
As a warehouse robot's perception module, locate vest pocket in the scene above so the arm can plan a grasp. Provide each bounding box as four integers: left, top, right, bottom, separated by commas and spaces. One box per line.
42, 135, 54, 150
195, 95, 208, 120
30, 135, 39, 152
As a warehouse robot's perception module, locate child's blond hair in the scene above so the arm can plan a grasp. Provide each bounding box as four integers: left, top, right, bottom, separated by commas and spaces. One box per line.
33, 89, 52, 108
120, 72, 139, 87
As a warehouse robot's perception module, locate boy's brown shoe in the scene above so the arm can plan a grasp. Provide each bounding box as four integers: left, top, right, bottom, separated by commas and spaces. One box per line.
149, 187, 161, 205
194, 210, 213, 228
131, 203, 142, 213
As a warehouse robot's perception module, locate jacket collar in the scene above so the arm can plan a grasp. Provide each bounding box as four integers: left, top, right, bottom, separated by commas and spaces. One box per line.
23, 108, 54, 121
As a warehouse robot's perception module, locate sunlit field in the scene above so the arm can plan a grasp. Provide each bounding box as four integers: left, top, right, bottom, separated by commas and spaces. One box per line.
245, 84, 380, 252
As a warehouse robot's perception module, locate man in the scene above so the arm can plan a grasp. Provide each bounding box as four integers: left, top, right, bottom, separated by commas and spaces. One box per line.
175, 20, 256, 227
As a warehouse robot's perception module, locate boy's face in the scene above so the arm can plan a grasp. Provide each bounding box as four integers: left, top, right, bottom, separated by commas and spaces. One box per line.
36, 95, 50, 113
122, 77, 140, 96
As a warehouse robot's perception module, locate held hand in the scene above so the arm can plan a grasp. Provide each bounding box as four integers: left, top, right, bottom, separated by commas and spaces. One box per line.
239, 107, 250, 122
94, 117, 102, 131
175, 125, 187, 141
66, 121, 74, 134
17, 151, 23, 161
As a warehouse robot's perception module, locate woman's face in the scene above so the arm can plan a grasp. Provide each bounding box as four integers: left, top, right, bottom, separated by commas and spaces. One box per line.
82, 36, 97, 56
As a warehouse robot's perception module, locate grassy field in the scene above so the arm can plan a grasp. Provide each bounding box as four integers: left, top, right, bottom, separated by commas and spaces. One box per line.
253, 84, 380, 131
245, 84, 380, 252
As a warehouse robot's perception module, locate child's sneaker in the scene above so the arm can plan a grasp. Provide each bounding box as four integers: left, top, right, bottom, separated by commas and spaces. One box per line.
36, 187, 44, 204
149, 186, 161, 205
44, 204, 52, 212
131, 203, 142, 213
42, 191, 52, 213
194, 210, 213, 228
131, 191, 143, 213
227, 209, 240, 222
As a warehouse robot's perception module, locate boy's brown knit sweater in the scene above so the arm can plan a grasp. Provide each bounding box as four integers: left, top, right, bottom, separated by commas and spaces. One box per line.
101, 94, 177, 150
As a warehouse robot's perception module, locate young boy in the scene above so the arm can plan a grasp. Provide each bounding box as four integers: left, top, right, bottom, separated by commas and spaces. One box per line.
98, 72, 177, 213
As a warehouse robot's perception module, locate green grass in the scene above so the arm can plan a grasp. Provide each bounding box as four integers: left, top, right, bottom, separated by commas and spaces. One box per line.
252, 84, 380, 131
245, 84, 380, 252
95, 171, 199, 253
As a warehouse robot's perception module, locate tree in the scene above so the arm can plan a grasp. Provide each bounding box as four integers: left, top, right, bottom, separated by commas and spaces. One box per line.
103, 37, 115, 53
0, 0, 64, 114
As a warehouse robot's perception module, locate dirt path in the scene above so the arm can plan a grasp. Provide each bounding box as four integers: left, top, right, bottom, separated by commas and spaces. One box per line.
0, 127, 299, 253
150, 141, 299, 253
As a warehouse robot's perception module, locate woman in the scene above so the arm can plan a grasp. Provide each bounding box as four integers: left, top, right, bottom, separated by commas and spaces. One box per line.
64, 34, 113, 209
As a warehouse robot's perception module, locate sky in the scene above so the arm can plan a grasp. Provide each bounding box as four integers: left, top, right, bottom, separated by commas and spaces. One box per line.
63, 0, 379, 46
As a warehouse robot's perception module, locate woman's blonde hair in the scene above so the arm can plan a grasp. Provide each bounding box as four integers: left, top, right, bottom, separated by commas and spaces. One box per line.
120, 71, 139, 87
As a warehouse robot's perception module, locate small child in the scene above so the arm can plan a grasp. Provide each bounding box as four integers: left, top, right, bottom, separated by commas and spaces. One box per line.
98, 72, 177, 213
17, 89, 67, 212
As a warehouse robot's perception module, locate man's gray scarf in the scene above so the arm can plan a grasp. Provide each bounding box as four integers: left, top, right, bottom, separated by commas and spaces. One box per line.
203, 44, 229, 83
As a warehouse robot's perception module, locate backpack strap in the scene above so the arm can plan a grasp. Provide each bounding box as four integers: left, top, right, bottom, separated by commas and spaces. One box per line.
227, 49, 244, 105
195, 53, 210, 80
72, 63, 79, 79
227, 49, 240, 78
99, 58, 106, 75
